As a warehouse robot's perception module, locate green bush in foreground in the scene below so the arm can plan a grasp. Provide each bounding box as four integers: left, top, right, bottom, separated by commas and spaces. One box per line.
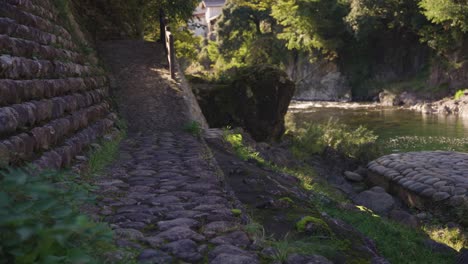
0, 168, 113, 263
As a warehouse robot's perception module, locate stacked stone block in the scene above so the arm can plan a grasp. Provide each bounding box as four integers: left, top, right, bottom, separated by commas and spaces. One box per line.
0, 0, 115, 169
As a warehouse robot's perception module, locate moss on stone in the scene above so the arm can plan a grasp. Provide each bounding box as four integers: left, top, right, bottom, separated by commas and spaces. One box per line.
296, 216, 331, 235
279, 197, 294, 204
231, 209, 242, 216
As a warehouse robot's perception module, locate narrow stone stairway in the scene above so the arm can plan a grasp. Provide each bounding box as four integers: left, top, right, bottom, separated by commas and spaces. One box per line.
96, 40, 259, 263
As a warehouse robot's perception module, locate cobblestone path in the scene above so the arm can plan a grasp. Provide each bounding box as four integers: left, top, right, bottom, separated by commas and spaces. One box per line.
97, 41, 259, 263
368, 151, 468, 207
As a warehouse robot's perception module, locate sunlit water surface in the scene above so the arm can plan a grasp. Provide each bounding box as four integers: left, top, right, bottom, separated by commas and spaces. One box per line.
286, 101, 468, 153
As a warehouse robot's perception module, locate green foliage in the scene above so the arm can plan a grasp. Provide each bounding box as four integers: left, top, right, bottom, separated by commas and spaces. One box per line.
74, 0, 199, 40
419, 0, 468, 33
152, 0, 199, 23
173, 25, 203, 69
269, 239, 290, 262
424, 226, 468, 252
279, 197, 294, 204
380, 135, 468, 154
183, 121, 203, 137
52, 0, 70, 22
271, 0, 349, 58
194, 0, 467, 97
345, 0, 426, 39
214, 0, 286, 70
222, 130, 344, 203
290, 119, 380, 162
243, 220, 266, 244
323, 205, 456, 264
418, 0, 468, 57
267, 235, 352, 262
454, 89, 466, 100
196, 41, 220, 71
87, 133, 125, 178
141, 0, 199, 39
223, 132, 265, 164
0, 168, 113, 263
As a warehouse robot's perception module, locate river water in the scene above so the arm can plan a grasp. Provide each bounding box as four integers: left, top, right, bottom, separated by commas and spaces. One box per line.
286, 101, 468, 153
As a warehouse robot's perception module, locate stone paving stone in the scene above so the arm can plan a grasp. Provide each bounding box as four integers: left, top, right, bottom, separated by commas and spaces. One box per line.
137, 249, 173, 263
96, 133, 257, 262
157, 218, 200, 231
161, 239, 203, 262
209, 231, 251, 248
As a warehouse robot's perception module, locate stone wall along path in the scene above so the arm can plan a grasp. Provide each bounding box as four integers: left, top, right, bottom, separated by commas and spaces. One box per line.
0, 0, 115, 170
97, 40, 260, 263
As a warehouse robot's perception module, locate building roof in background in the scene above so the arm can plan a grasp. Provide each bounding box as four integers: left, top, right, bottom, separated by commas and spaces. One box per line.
202, 0, 226, 7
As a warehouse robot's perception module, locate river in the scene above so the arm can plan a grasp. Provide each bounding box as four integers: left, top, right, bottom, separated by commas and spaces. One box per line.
286, 101, 468, 154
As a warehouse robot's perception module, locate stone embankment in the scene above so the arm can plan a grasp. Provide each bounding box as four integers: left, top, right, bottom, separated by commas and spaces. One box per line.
0, 0, 116, 169
367, 151, 468, 224
378, 89, 468, 118
410, 94, 468, 117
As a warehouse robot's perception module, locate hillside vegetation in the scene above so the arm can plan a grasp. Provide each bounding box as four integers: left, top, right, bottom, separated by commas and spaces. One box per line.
183, 0, 468, 99
72, 0, 467, 99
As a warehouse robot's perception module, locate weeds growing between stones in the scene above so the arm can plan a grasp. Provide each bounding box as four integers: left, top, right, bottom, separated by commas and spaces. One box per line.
183, 121, 203, 138
83, 121, 127, 177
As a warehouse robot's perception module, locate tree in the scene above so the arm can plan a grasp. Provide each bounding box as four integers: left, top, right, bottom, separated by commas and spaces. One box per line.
344, 0, 426, 39
419, 0, 468, 33
418, 0, 468, 58
73, 0, 199, 39
140, 0, 199, 39
271, 0, 349, 59
216, 0, 285, 67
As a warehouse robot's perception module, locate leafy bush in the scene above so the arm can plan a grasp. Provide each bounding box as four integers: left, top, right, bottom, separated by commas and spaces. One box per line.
0, 168, 113, 263
454, 89, 466, 100
291, 119, 380, 162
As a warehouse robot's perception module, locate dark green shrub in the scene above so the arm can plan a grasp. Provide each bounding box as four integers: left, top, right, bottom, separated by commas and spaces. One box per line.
0, 168, 113, 263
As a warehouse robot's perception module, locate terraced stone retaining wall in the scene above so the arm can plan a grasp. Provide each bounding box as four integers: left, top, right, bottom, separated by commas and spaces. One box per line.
0, 0, 115, 169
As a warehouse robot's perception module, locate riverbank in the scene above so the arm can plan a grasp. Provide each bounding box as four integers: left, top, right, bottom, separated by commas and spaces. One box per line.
287, 100, 468, 154
207, 127, 466, 263
291, 89, 468, 118
374, 89, 468, 117
283, 102, 467, 252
